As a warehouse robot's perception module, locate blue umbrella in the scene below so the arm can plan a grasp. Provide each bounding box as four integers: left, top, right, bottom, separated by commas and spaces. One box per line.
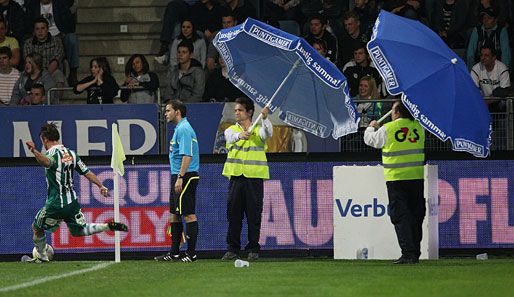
213, 18, 359, 139
367, 11, 492, 158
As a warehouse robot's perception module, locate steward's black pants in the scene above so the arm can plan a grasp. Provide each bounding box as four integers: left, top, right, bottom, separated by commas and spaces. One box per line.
386, 179, 425, 260
226, 175, 264, 254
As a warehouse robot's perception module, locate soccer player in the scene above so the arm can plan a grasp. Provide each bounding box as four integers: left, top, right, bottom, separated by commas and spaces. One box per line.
25, 123, 128, 263
155, 100, 200, 262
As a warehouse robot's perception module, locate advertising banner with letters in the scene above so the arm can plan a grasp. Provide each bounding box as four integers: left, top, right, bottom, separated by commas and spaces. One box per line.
0, 104, 159, 157
333, 165, 439, 259
1, 160, 513, 254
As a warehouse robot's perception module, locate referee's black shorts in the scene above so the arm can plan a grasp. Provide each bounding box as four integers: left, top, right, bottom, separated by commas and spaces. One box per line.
170, 172, 199, 215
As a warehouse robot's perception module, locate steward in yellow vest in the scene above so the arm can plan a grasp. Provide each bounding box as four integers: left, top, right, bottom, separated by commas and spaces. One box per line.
364, 100, 426, 265
221, 97, 273, 262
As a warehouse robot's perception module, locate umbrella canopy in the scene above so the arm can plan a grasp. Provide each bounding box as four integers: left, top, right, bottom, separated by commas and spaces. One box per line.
367, 11, 492, 158
213, 18, 359, 139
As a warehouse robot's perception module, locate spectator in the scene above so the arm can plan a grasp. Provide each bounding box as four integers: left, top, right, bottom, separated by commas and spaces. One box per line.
352, 0, 377, 38
301, 0, 345, 18
471, 44, 510, 150
73, 57, 119, 104
166, 41, 205, 102
156, 0, 196, 58
311, 38, 329, 59
168, 19, 207, 68
223, 0, 257, 24
203, 55, 245, 102
466, 7, 510, 70
0, 0, 25, 46
301, 0, 345, 34
305, 13, 338, 64
343, 43, 382, 97
20, 82, 45, 105
206, 10, 238, 73
354, 75, 381, 128
469, 0, 510, 29
11, 52, 57, 105
23, 17, 66, 87
121, 54, 159, 104
0, 46, 19, 105
337, 11, 369, 68
383, 0, 422, 20
191, 0, 225, 42
0, 19, 20, 67
431, 0, 471, 48
25, 0, 80, 86
264, 0, 303, 26
470, 44, 510, 109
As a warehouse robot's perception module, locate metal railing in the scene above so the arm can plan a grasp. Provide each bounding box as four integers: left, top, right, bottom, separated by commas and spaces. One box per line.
46, 86, 161, 106
42, 88, 514, 152
345, 97, 514, 152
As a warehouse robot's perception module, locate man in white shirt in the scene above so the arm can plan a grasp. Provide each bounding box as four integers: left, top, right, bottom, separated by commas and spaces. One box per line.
0, 46, 19, 105
470, 44, 510, 149
470, 44, 511, 111
221, 97, 272, 262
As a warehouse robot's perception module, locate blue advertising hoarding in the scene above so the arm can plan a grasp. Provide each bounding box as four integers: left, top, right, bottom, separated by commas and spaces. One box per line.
1, 160, 513, 255
1, 103, 338, 157
0, 104, 159, 157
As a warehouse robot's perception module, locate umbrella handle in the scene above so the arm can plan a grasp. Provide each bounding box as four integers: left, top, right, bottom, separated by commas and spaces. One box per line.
248, 58, 302, 132
377, 110, 393, 124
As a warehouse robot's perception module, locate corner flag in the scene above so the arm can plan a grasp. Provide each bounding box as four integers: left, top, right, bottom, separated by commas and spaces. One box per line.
111, 123, 126, 262
111, 123, 126, 176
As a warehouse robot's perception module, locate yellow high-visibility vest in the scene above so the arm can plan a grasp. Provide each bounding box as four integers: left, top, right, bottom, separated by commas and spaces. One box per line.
382, 118, 425, 181
222, 124, 269, 180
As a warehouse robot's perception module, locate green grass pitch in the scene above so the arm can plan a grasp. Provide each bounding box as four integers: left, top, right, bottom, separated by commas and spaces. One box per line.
1, 258, 514, 296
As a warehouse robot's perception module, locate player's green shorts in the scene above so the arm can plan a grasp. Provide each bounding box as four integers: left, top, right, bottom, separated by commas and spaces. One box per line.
33, 200, 87, 236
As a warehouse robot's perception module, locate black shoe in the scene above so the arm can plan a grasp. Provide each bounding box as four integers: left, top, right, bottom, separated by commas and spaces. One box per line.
154, 252, 180, 262
392, 256, 418, 264
180, 252, 198, 262
108, 221, 128, 232
248, 252, 259, 261
221, 251, 239, 260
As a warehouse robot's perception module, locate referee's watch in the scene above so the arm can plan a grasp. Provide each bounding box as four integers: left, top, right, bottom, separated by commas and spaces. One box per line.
177, 174, 184, 179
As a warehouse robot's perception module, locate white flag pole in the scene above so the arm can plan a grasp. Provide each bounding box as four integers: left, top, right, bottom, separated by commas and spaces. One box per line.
112, 123, 121, 263
114, 173, 120, 263
248, 58, 302, 132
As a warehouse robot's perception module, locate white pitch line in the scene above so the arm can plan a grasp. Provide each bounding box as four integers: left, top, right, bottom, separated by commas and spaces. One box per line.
0, 262, 115, 293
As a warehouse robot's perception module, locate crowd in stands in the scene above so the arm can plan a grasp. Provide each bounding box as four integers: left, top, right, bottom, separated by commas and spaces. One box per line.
0, 0, 513, 109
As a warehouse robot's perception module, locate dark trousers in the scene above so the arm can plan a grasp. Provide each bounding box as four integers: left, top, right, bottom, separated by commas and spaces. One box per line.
160, 0, 190, 44
226, 176, 264, 254
386, 179, 425, 259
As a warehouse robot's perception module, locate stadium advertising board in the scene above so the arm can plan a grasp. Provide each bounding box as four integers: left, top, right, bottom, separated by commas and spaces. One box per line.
0, 160, 513, 254
0, 105, 159, 157
333, 165, 439, 259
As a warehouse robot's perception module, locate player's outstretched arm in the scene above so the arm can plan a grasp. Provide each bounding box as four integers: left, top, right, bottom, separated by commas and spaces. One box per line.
25, 141, 50, 168
84, 171, 109, 197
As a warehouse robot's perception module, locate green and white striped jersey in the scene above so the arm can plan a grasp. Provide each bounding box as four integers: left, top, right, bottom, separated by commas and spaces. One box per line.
44, 144, 90, 209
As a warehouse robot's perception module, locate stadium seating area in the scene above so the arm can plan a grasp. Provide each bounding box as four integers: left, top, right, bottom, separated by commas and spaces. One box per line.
0, 0, 513, 149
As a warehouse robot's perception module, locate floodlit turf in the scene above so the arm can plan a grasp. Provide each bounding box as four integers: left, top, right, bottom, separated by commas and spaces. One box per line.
1, 258, 513, 297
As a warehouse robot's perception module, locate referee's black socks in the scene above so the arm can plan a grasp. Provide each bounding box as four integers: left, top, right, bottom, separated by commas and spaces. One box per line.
170, 222, 183, 255
186, 221, 199, 255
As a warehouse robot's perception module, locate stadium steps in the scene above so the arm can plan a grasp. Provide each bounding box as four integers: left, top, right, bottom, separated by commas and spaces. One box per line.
65, 0, 168, 105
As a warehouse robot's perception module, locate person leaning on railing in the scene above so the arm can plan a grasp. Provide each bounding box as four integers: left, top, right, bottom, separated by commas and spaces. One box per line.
11, 52, 57, 105
73, 57, 119, 104
120, 54, 159, 104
